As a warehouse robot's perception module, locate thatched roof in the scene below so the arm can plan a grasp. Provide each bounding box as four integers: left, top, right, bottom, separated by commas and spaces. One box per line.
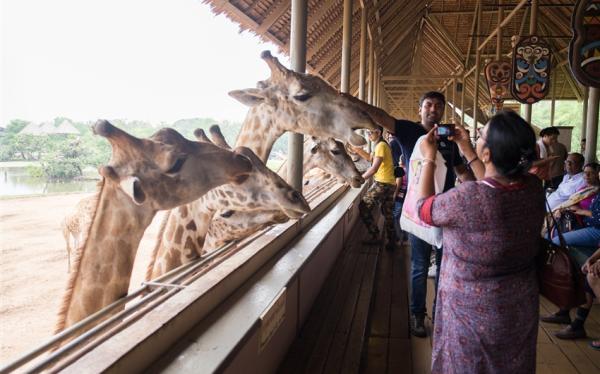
19, 119, 80, 135
202, 0, 581, 120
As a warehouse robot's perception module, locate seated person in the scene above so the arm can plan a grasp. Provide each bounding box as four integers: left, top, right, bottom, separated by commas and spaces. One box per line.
553, 163, 600, 231
546, 153, 586, 211
584, 248, 600, 350
542, 170, 600, 339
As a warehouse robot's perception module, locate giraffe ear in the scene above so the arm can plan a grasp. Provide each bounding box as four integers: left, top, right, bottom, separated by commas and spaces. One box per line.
228, 89, 266, 107
120, 176, 147, 205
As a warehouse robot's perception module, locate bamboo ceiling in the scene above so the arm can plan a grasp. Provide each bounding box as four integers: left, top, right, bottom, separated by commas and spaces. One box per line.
203, 0, 580, 120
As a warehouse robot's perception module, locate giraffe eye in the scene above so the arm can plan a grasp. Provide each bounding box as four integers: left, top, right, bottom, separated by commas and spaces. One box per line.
220, 210, 235, 218
330, 149, 341, 156
166, 158, 186, 174
293, 93, 312, 102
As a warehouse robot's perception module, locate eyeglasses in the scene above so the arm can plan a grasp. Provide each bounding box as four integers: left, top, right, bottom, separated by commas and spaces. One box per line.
477, 128, 486, 142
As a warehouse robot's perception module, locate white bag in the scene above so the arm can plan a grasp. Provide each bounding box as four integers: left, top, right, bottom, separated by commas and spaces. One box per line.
399, 136, 447, 247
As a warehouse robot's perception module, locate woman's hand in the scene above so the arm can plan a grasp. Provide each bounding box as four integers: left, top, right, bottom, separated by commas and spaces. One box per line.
448, 122, 471, 148
568, 206, 590, 216
420, 126, 438, 160
582, 259, 591, 274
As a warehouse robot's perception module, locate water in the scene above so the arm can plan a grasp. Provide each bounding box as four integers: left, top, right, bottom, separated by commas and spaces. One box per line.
0, 165, 99, 197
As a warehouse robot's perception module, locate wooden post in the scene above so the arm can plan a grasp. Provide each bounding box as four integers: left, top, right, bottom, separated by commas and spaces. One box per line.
461, 78, 466, 125
358, 5, 367, 101
340, 0, 352, 93
585, 87, 599, 163
288, 0, 307, 191
452, 78, 457, 122
368, 37, 374, 105
473, 1, 482, 139
582, 86, 589, 147
524, 0, 538, 124
496, 0, 503, 60
550, 70, 556, 126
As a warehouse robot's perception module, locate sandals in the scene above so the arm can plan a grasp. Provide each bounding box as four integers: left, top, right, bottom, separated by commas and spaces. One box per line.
589, 340, 600, 351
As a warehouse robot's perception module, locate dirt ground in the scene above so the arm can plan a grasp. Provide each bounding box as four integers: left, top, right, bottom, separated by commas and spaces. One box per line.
0, 193, 166, 364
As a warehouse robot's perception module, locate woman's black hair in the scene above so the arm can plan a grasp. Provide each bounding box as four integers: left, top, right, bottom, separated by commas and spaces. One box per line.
584, 162, 600, 172
485, 110, 537, 178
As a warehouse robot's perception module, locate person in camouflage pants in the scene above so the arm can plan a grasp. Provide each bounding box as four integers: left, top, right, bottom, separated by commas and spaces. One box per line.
359, 181, 396, 246
351, 126, 397, 250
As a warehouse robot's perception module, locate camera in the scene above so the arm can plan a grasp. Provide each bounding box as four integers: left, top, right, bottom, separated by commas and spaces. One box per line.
435, 124, 455, 138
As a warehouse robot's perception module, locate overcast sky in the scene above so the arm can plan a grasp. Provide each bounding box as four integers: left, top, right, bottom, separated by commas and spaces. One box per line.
0, 0, 287, 125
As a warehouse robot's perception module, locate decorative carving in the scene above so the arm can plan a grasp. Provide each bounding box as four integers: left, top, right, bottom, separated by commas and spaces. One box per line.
569, 0, 600, 87
485, 59, 512, 113
511, 35, 552, 104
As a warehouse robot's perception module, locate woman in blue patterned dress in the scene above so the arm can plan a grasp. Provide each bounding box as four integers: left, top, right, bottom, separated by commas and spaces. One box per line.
414, 111, 545, 373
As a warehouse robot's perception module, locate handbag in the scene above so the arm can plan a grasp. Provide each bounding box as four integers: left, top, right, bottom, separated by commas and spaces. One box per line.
537, 200, 587, 309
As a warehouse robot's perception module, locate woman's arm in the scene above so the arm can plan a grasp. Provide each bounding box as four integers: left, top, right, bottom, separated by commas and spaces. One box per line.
416, 127, 438, 200
449, 122, 485, 180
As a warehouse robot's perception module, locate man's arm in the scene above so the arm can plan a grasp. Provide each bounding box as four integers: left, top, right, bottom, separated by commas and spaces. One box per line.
363, 156, 383, 179
341, 93, 396, 133
350, 146, 372, 162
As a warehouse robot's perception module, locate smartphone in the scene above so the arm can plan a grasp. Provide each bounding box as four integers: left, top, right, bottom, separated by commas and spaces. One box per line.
436, 124, 455, 138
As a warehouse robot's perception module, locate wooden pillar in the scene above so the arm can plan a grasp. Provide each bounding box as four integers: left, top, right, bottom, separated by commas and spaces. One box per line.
550, 71, 556, 126
288, 0, 307, 191
340, 0, 352, 93
358, 5, 367, 101
582, 86, 589, 145
368, 38, 374, 105
496, 0, 503, 60
523, 0, 538, 123
585, 87, 599, 163
473, 2, 482, 139
444, 86, 449, 122
460, 78, 466, 125
452, 79, 457, 122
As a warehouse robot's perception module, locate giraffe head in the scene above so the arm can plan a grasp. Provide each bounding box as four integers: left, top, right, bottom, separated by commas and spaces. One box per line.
195, 126, 311, 219
229, 51, 377, 147
93, 120, 252, 211
306, 137, 364, 188
204, 209, 288, 253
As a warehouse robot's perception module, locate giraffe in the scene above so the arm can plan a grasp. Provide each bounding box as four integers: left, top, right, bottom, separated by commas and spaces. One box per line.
54, 120, 253, 332
199, 127, 362, 254
144, 135, 310, 280
60, 193, 99, 272
229, 50, 377, 162
208, 124, 363, 187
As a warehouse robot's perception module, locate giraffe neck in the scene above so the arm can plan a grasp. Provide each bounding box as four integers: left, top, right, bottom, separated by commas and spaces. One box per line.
55, 184, 154, 332
235, 106, 284, 162
146, 194, 216, 280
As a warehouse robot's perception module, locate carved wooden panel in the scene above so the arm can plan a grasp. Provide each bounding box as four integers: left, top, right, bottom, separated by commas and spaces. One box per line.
511, 35, 552, 104
485, 59, 512, 113
569, 0, 600, 87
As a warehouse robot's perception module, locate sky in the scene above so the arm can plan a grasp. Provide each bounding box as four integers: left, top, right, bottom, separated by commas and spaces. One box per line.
0, 0, 287, 126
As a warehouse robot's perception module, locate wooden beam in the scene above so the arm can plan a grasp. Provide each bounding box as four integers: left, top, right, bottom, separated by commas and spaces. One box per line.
425, 15, 465, 67
212, 0, 285, 48
478, 0, 529, 52
383, 75, 459, 81
256, 0, 290, 34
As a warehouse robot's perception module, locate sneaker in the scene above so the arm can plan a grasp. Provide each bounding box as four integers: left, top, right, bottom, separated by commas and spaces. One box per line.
554, 325, 586, 340
410, 314, 427, 338
589, 340, 600, 351
540, 312, 571, 325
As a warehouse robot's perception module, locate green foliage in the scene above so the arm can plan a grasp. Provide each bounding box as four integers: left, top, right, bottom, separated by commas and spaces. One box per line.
1, 116, 291, 181
530, 100, 599, 160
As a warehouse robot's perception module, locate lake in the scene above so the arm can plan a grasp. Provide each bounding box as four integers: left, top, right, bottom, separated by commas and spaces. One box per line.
0, 163, 99, 197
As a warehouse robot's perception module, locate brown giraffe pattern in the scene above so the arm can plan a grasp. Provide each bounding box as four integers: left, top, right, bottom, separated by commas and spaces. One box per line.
145, 142, 310, 280
230, 50, 377, 162
60, 192, 99, 272
54, 120, 253, 333
146, 50, 376, 279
